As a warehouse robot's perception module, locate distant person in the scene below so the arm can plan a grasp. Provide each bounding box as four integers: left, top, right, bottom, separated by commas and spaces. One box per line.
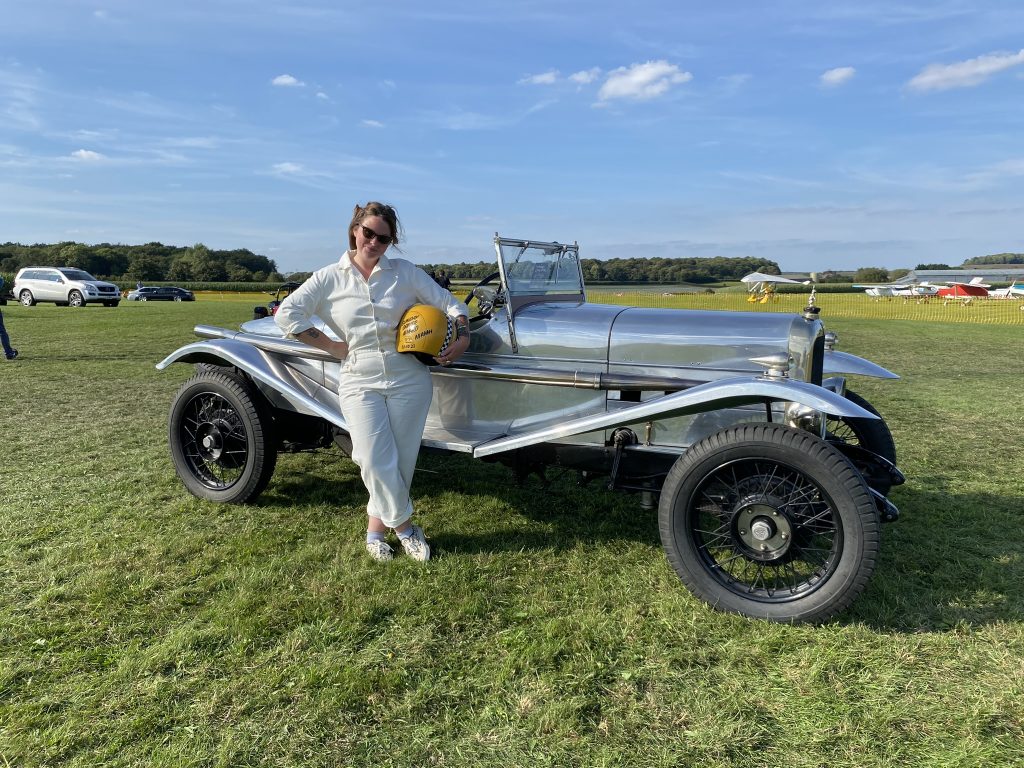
0, 276, 18, 360
437, 270, 451, 290
136, 280, 144, 290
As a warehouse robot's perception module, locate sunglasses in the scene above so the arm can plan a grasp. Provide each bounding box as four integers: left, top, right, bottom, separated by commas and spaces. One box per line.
359, 225, 393, 245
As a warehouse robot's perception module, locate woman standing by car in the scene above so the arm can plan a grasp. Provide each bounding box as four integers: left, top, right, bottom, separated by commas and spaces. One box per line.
274, 202, 470, 562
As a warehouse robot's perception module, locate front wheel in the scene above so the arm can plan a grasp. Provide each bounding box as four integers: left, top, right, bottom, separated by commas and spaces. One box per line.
659, 424, 880, 623
168, 370, 278, 503
68, 290, 85, 307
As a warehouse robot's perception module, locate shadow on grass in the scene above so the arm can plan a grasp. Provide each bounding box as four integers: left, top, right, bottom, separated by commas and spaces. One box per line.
248, 448, 1024, 632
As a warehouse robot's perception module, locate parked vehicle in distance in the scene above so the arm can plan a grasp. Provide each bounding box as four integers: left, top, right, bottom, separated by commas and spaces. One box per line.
14, 267, 121, 307
158, 235, 905, 624
252, 281, 302, 319
127, 286, 196, 302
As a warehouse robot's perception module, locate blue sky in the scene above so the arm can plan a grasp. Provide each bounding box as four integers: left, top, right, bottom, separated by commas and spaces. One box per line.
2, 1, 1023, 274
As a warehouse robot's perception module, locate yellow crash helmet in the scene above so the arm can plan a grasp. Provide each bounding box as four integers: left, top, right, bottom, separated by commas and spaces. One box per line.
397, 304, 455, 364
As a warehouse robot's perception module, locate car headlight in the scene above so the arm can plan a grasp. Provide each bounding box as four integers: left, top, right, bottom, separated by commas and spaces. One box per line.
784, 402, 824, 436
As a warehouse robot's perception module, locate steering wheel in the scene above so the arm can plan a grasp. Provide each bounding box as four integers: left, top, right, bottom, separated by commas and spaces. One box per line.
464, 271, 501, 322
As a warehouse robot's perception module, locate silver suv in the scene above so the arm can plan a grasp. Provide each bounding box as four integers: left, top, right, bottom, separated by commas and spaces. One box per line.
14, 267, 121, 307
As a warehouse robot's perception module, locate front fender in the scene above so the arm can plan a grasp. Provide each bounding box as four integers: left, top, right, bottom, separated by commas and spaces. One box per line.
156, 339, 347, 429
472, 375, 877, 458
824, 350, 899, 380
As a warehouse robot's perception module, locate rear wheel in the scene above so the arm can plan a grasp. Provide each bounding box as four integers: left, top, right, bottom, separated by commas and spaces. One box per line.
168, 370, 277, 503
19, 290, 36, 307
659, 424, 880, 623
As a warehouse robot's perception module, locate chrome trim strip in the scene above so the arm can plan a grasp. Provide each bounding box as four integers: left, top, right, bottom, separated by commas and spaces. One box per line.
472, 376, 877, 458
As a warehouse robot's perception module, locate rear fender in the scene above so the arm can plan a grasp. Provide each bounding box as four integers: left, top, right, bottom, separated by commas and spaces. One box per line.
156, 339, 347, 429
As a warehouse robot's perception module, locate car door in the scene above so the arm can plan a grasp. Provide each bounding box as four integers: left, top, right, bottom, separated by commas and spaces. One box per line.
41, 270, 64, 302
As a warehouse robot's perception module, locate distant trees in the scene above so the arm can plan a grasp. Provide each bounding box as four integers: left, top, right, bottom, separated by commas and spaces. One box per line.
963, 253, 1024, 265
853, 267, 891, 283
419, 256, 783, 284
916, 263, 953, 270
0, 241, 282, 283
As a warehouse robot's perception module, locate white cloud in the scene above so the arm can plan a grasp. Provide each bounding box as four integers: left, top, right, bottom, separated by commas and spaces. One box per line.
820, 66, 856, 87
70, 149, 106, 161
271, 74, 305, 87
597, 60, 692, 102
907, 49, 1024, 92
316, 91, 329, 100
272, 162, 303, 174
361, 119, 384, 128
569, 68, 601, 85
519, 70, 559, 85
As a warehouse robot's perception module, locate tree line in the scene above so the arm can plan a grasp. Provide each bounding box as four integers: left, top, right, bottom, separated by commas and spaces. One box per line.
0, 242, 283, 283
414, 255, 784, 284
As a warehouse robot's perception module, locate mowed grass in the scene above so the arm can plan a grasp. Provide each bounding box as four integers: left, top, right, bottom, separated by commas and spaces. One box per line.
1, 300, 1023, 767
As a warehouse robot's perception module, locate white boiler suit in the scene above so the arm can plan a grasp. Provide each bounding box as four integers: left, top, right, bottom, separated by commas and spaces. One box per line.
275, 251, 468, 529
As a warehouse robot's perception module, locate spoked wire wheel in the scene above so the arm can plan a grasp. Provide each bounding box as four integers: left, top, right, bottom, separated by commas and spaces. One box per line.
169, 370, 277, 503
659, 424, 880, 623
824, 389, 896, 464
180, 392, 249, 487
690, 458, 840, 601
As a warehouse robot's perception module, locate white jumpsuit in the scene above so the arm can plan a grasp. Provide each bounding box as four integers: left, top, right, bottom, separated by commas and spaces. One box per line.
274, 251, 468, 529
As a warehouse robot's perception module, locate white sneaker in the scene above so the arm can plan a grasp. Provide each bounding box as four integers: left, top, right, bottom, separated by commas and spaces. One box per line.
398, 525, 430, 562
365, 539, 394, 562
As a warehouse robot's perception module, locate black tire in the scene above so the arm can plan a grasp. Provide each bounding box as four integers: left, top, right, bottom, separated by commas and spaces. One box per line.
168, 370, 278, 503
68, 290, 85, 307
826, 390, 896, 465
19, 290, 36, 307
140, 296, 148, 302
659, 424, 880, 624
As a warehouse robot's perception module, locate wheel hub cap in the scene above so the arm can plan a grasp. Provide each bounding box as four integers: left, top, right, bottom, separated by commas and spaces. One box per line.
732, 497, 794, 562
197, 422, 227, 461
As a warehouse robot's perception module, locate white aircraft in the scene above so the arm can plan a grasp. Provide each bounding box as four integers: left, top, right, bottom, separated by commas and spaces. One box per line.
740, 272, 810, 303
854, 282, 939, 298
988, 282, 1024, 299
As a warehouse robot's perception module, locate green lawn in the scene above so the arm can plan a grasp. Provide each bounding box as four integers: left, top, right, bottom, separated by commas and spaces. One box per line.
1, 301, 1022, 767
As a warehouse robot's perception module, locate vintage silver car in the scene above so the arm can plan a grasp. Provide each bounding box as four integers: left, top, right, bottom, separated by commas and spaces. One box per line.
158, 236, 903, 623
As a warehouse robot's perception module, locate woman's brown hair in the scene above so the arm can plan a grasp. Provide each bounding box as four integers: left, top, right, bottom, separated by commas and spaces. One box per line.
348, 201, 403, 251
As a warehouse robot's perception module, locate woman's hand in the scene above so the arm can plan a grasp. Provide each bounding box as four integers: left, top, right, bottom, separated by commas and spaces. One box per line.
331, 340, 350, 360
435, 334, 469, 366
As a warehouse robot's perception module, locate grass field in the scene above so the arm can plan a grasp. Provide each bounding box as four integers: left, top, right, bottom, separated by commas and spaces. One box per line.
1, 300, 1023, 767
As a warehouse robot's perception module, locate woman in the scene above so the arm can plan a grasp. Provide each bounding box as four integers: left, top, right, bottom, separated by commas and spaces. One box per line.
275, 202, 470, 562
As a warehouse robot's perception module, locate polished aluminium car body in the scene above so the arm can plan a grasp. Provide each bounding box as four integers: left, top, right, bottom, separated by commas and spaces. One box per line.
127, 286, 196, 302
158, 235, 904, 623
14, 266, 121, 307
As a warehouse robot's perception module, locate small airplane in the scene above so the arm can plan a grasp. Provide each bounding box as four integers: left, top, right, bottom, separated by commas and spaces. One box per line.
740, 272, 810, 303
935, 277, 990, 298
853, 282, 939, 298
985, 282, 1024, 299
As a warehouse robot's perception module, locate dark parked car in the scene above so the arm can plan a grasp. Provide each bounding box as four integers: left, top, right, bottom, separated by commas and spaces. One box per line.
127, 286, 195, 302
